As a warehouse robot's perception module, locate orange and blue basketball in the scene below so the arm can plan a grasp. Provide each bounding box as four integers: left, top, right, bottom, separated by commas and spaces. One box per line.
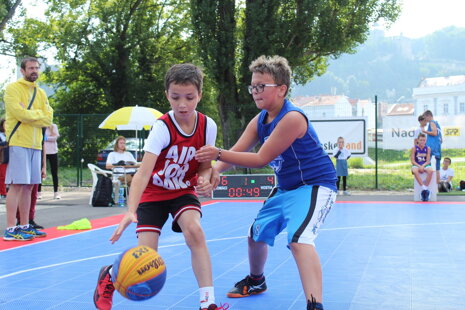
111, 245, 167, 301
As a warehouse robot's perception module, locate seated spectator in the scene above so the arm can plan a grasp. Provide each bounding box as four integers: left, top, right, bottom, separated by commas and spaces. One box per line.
411, 133, 434, 201
438, 157, 454, 192
105, 136, 137, 186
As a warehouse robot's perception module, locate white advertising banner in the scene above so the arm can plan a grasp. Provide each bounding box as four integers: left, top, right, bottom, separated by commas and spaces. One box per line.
310, 118, 367, 156
383, 115, 465, 150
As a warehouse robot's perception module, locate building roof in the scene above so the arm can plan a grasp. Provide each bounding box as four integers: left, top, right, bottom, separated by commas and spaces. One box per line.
418, 75, 465, 88
386, 103, 414, 116
291, 95, 346, 107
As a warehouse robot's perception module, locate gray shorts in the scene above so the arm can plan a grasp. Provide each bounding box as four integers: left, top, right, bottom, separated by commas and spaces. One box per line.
6, 146, 42, 185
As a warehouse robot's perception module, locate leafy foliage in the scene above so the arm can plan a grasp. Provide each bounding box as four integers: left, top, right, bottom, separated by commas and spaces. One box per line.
190, 0, 401, 147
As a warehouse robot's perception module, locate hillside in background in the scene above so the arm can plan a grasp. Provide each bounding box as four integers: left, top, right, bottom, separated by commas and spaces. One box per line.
292, 26, 465, 102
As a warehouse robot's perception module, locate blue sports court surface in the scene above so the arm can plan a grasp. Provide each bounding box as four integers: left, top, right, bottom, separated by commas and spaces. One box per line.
1, 199, 465, 310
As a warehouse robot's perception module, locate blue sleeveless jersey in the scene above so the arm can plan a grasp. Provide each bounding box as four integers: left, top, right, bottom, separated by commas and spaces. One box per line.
257, 99, 337, 191
426, 120, 441, 156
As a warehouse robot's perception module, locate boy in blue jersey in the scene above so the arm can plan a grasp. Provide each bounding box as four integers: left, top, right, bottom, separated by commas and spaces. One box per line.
196, 55, 337, 310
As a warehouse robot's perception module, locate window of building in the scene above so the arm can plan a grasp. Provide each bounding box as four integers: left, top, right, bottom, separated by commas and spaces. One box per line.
423, 105, 428, 112
460, 102, 465, 113
443, 104, 449, 115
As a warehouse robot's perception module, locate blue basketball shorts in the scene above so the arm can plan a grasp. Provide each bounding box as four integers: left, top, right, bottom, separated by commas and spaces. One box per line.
248, 185, 336, 247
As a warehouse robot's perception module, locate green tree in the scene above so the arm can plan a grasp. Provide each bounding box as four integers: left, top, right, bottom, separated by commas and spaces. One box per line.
8, 0, 197, 114
0, 0, 21, 37
6, 0, 214, 170
191, 0, 400, 148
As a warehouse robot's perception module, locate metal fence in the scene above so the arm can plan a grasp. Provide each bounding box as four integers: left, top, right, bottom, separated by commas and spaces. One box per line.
44, 111, 464, 193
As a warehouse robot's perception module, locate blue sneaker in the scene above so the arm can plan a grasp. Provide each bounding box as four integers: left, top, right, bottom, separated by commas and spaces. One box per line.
3, 227, 34, 241
20, 225, 47, 238
420, 190, 427, 201
424, 189, 431, 201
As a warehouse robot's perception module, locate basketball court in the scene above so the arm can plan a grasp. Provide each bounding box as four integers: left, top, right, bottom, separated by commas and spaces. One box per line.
1, 198, 465, 310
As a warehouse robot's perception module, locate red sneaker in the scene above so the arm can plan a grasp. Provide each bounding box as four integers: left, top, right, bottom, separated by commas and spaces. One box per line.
201, 303, 230, 310
93, 265, 115, 310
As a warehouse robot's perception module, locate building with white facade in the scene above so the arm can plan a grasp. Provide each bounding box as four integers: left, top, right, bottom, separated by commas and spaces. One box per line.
291, 95, 352, 118
413, 75, 465, 117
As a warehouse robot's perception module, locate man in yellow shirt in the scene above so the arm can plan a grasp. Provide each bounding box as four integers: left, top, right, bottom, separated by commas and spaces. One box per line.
3, 57, 53, 241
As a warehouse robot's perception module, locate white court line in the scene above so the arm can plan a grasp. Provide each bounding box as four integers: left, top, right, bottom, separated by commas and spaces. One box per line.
1, 220, 463, 280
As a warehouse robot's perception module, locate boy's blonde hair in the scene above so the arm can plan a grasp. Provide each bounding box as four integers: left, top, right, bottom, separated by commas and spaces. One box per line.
249, 55, 291, 96
164, 63, 204, 93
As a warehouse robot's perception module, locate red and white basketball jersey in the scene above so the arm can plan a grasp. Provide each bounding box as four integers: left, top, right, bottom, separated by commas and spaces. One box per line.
140, 112, 207, 202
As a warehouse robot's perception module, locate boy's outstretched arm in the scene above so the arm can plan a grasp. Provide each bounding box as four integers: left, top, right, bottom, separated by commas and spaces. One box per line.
110, 151, 157, 244
196, 111, 307, 168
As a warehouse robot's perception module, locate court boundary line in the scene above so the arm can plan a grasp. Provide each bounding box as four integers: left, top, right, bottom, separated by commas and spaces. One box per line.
2, 199, 463, 251
2, 219, 465, 280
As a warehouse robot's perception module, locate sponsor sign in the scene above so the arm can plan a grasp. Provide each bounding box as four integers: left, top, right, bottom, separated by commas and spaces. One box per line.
383, 115, 465, 150
310, 118, 367, 156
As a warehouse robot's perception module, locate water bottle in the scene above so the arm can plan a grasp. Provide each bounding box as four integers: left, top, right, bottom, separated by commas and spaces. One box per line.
118, 187, 125, 207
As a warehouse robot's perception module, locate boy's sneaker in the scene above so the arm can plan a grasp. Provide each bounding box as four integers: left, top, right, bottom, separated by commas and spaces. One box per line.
200, 303, 230, 310
421, 189, 429, 201
3, 227, 34, 241
307, 296, 324, 310
94, 265, 115, 310
29, 220, 44, 230
227, 275, 267, 298
20, 225, 47, 238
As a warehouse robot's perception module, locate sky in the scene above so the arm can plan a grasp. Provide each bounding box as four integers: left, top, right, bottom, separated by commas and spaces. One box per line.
2, 0, 465, 84
383, 0, 465, 38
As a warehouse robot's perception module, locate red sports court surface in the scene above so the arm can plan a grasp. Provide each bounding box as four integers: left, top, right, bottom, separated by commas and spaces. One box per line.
1, 199, 465, 309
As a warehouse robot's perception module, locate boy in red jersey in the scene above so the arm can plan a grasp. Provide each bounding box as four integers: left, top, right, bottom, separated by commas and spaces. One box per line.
93, 63, 228, 310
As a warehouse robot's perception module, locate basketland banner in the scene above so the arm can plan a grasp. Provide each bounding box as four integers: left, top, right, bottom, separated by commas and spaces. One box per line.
310, 118, 367, 156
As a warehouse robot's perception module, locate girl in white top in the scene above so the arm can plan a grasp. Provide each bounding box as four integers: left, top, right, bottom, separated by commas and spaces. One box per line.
38, 123, 60, 199
334, 136, 351, 195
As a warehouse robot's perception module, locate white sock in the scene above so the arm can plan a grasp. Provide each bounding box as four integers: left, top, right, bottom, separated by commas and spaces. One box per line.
422, 185, 427, 190
7, 226, 16, 232
199, 286, 215, 308
20, 224, 30, 230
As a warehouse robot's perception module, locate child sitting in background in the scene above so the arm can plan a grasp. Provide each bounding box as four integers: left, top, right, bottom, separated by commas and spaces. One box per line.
438, 157, 454, 192
410, 133, 433, 201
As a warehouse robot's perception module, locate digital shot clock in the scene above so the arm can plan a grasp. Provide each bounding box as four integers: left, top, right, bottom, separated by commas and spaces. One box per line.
212, 174, 276, 199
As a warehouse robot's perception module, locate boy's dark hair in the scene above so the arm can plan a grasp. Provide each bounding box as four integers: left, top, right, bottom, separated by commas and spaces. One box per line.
249, 55, 291, 96
444, 157, 451, 164
418, 133, 426, 139
164, 63, 204, 93
418, 115, 425, 122
423, 110, 433, 117
20, 57, 39, 69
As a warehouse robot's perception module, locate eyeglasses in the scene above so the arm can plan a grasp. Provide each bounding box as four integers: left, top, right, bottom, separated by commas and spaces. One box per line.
247, 84, 280, 94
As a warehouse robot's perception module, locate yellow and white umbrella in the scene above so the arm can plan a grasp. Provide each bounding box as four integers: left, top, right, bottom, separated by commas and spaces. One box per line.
98, 106, 163, 131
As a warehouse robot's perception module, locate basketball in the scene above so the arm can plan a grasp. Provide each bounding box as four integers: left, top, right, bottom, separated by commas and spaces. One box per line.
111, 245, 167, 301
